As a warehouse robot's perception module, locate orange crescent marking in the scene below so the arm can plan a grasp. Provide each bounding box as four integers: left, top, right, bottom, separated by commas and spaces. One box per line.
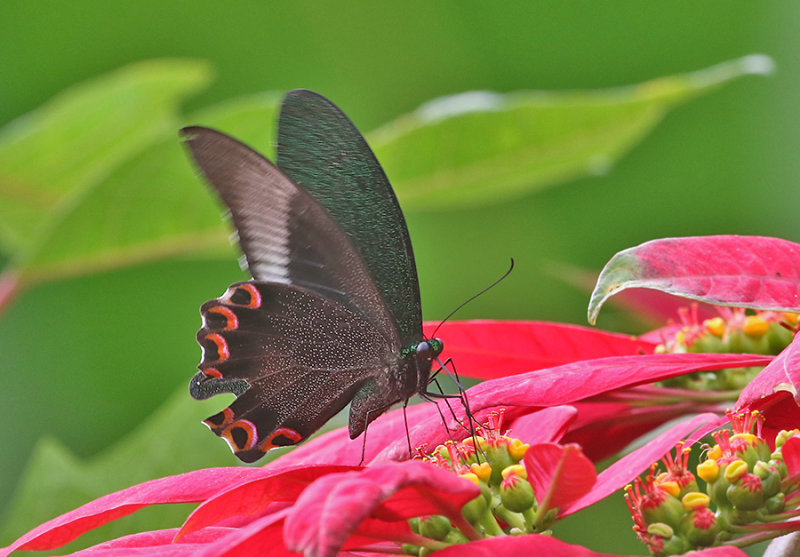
208, 306, 238, 330
258, 427, 304, 451
222, 419, 258, 451
202, 407, 234, 432
203, 367, 223, 378
220, 408, 235, 426
206, 333, 229, 362
239, 283, 262, 308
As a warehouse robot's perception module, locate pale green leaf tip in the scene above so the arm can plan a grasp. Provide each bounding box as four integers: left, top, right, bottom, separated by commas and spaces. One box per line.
736, 54, 776, 76
689, 54, 776, 89
416, 91, 505, 123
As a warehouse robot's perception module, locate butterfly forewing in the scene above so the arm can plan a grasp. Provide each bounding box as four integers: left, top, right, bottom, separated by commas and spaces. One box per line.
277, 90, 423, 346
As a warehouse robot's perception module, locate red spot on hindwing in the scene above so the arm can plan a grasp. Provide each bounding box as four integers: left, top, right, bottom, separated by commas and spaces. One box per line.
205, 333, 229, 362
221, 419, 258, 451
203, 408, 235, 432
225, 283, 262, 308
259, 427, 304, 451
203, 367, 223, 379
207, 306, 238, 330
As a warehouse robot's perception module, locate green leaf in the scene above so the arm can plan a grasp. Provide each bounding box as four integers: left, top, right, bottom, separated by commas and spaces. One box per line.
0, 59, 211, 252
0, 387, 239, 551
12, 94, 279, 288
1, 56, 772, 293
370, 55, 774, 210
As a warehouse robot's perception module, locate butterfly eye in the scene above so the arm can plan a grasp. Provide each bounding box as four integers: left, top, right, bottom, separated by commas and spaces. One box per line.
417, 338, 444, 361
428, 338, 444, 357
415, 341, 431, 360
417, 340, 444, 362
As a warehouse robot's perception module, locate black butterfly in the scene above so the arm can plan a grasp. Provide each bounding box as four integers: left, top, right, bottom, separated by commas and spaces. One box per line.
182, 90, 443, 462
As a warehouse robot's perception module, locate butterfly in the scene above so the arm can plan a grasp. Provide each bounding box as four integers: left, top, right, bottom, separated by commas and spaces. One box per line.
181, 89, 443, 463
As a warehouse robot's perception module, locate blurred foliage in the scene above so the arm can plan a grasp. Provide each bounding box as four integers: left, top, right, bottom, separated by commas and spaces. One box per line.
0, 3, 794, 555
0, 58, 763, 551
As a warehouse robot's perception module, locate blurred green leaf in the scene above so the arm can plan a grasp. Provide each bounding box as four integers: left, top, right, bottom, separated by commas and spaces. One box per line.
0, 387, 239, 551
13, 94, 279, 287
0, 59, 211, 252
2, 56, 771, 294
371, 55, 773, 210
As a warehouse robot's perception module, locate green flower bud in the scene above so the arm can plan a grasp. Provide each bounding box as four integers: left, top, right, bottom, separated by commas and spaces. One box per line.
726, 473, 763, 511
680, 508, 718, 547
443, 529, 469, 545
408, 516, 421, 534
500, 469, 535, 513
706, 474, 731, 508
656, 532, 690, 557
642, 493, 685, 530
690, 333, 725, 353
753, 461, 781, 498
775, 429, 800, 449
767, 321, 794, 354
484, 444, 514, 485
461, 482, 490, 524
419, 514, 452, 541
764, 492, 786, 515
727, 507, 759, 526
646, 522, 674, 539
402, 543, 421, 556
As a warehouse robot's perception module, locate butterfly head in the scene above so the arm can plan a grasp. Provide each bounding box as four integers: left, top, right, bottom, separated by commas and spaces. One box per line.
414, 338, 444, 390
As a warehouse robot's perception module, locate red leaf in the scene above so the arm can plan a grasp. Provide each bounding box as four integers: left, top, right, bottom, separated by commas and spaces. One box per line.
562, 413, 723, 515
177, 464, 360, 540
375, 353, 770, 462
430, 533, 748, 556
271, 403, 433, 467
562, 397, 712, 461
608, 288, 720, 327
283, 462, 479, 557
589, 235, 800, 324
781, 436, 800, 479
739, 332, 800, 408
467, 353, 772, 413
508, 405, 578, 445
68, 528, 231, 556
423, 320, 656, 379
0, 467, 265, 555
524, 443, 596, 511
191, 509, 298, 557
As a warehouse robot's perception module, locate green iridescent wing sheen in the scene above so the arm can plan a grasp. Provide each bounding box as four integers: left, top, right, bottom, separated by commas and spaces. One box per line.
276, 90, 423, 346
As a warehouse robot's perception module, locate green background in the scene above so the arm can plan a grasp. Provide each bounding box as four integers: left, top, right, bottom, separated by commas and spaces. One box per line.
0, 2, 795, 554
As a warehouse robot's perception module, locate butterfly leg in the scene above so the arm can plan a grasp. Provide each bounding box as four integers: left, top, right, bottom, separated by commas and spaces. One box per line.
422, 358, 485, 462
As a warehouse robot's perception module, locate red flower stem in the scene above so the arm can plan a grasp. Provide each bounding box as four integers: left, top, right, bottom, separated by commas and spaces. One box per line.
758, 508, 800, 522
607, 389, 739, 405
394, 532, 451, 552
724, 527, 799, 548
350, 543, 407, 555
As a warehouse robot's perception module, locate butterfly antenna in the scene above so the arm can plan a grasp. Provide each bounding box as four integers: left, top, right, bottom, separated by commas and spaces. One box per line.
430, 258, 515, 338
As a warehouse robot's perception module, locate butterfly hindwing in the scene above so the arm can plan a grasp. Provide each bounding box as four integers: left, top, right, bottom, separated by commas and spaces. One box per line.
192, 281, 395, 462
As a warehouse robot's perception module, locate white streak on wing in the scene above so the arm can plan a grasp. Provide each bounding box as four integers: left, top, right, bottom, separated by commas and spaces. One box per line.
233, 162, 293, 283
